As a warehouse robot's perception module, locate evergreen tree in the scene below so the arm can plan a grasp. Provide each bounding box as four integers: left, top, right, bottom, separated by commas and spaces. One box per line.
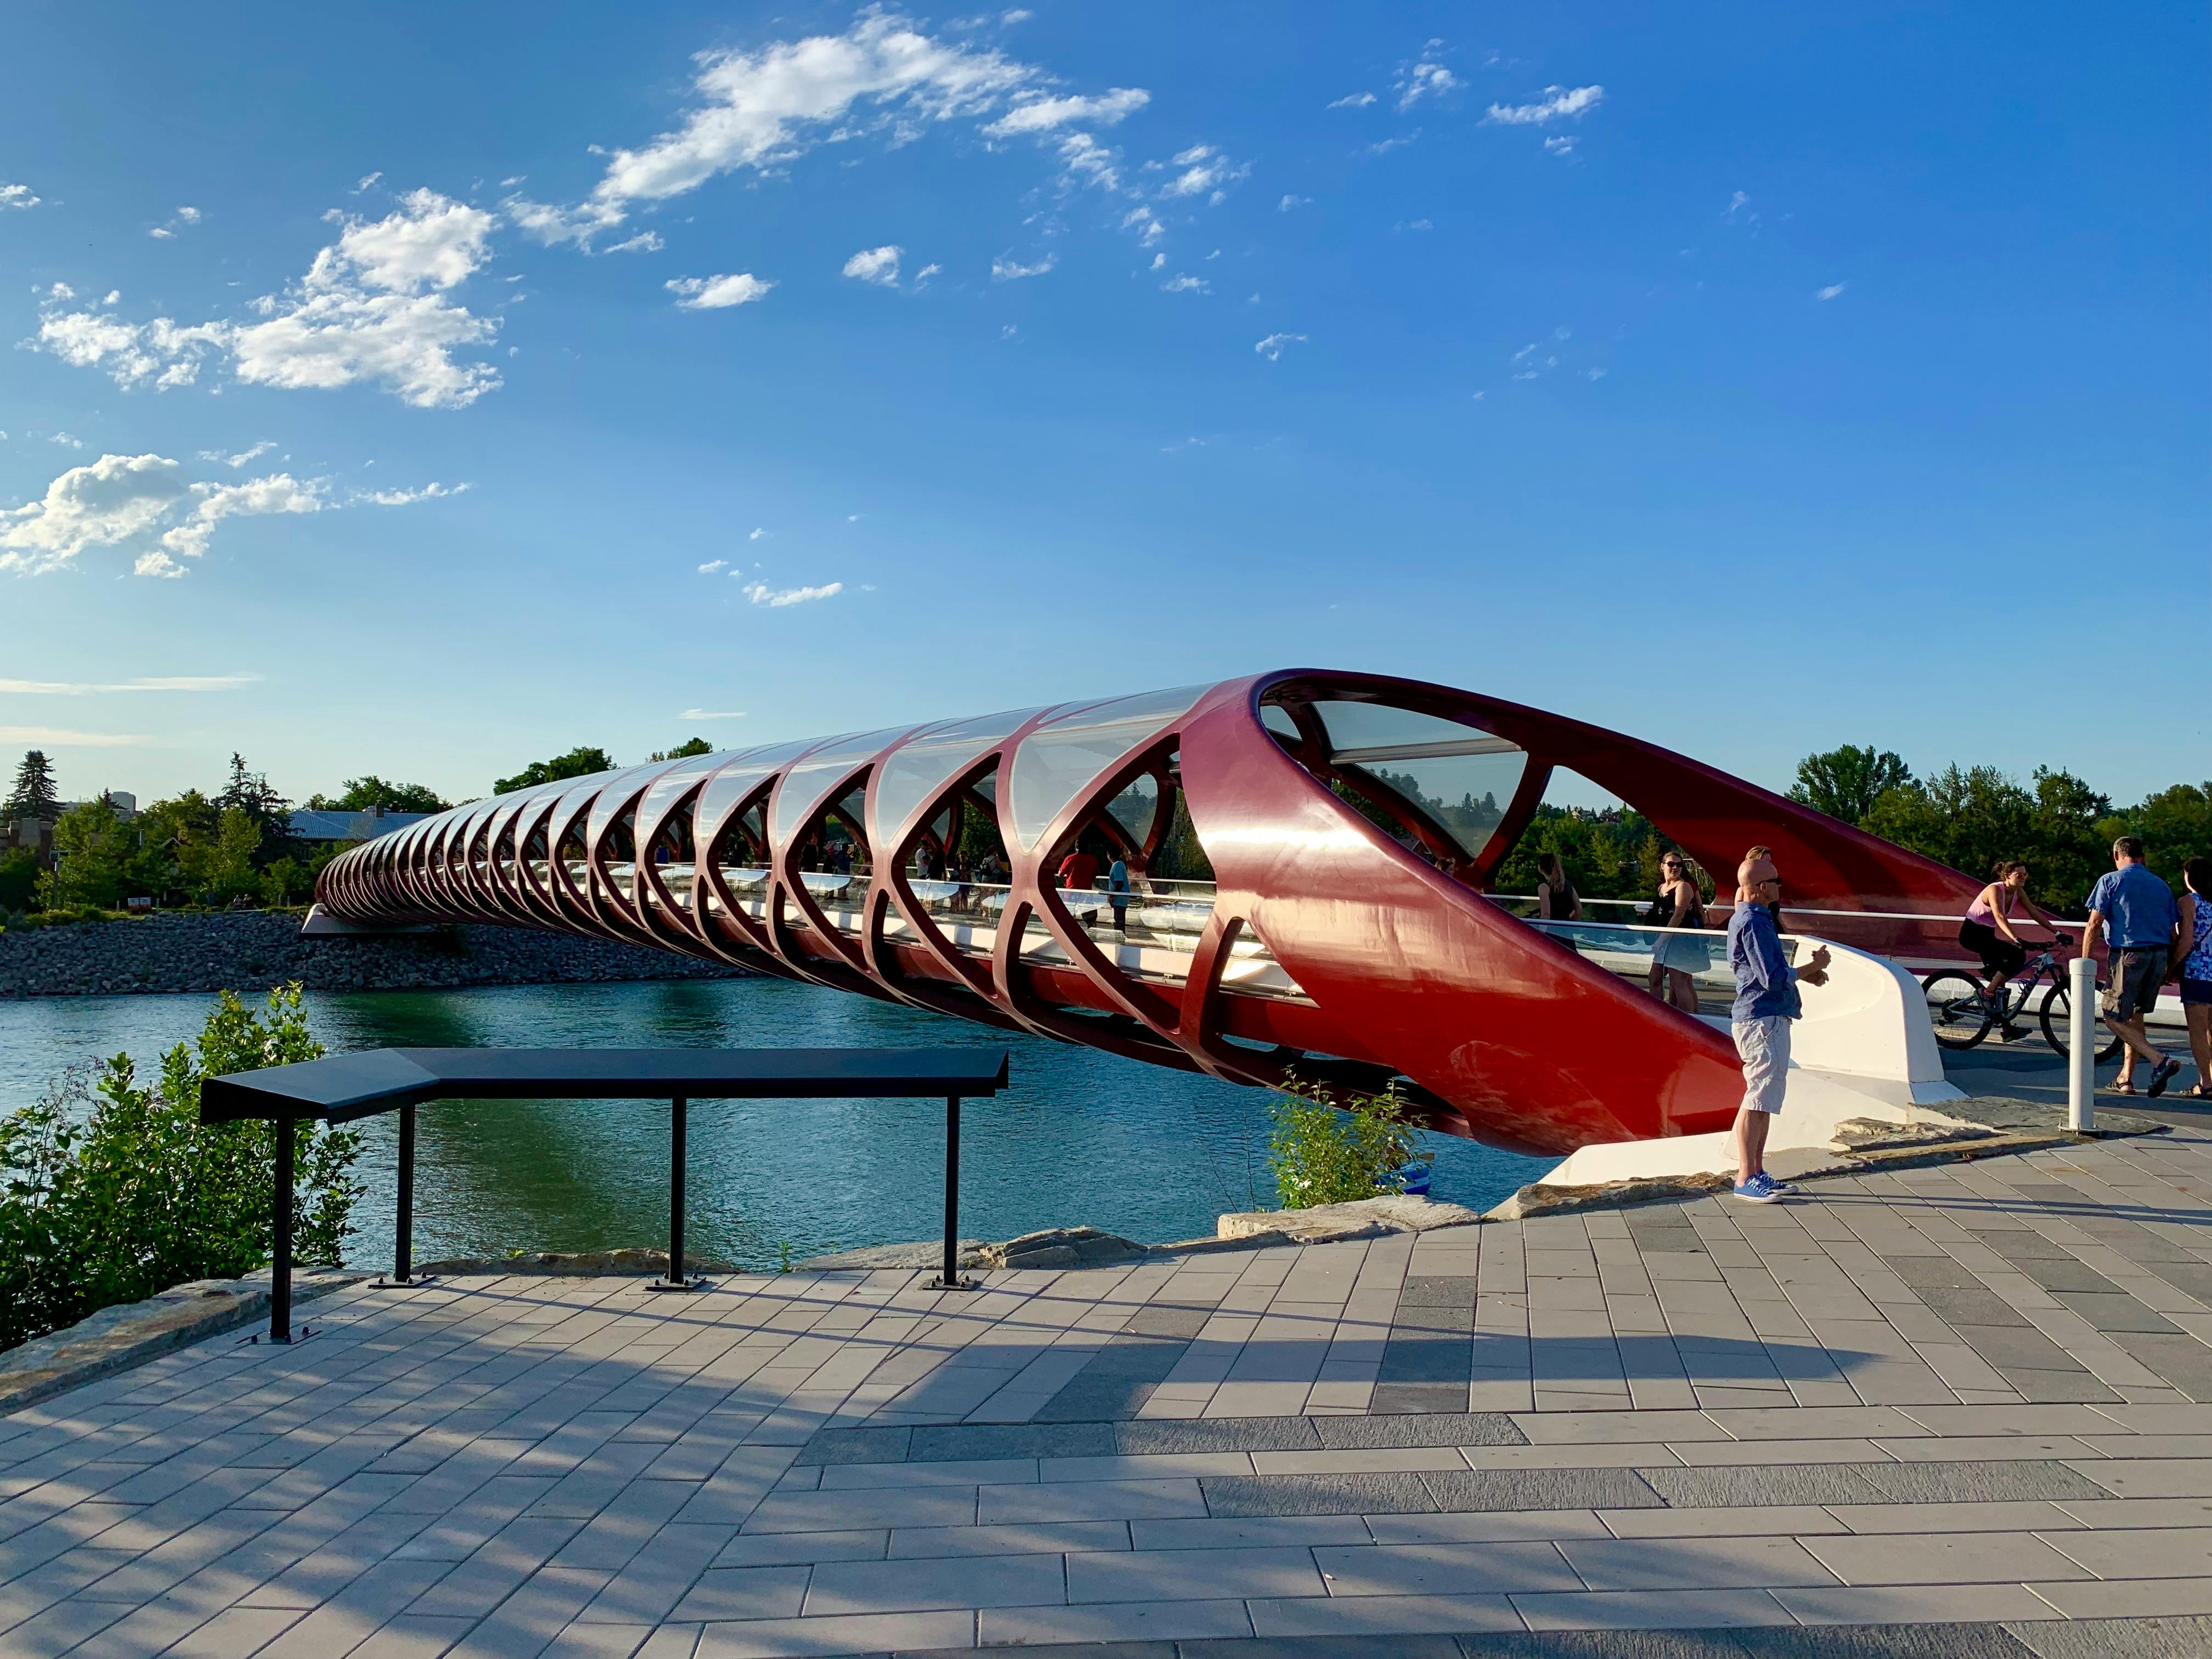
4, 751, 60, 821
1790, 744, 1914, 825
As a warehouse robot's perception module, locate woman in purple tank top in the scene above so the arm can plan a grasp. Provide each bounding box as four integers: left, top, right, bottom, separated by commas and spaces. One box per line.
1959, 860, 2061, 1023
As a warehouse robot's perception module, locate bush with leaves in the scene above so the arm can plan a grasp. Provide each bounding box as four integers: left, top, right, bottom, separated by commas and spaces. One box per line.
0, 984, 363, 1353
1268, 1077, 1425, 1210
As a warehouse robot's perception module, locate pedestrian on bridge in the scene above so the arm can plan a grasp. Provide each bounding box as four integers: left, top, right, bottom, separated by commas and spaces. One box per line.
2086, 835, 2182, 1097
1726, 851, 1831, 1204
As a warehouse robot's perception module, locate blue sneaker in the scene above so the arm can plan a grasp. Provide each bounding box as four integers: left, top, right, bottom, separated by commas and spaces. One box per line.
1731, 1172, 1787, 1203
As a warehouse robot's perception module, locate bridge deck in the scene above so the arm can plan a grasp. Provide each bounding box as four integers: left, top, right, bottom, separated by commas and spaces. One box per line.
8, 1080, 2212, 1655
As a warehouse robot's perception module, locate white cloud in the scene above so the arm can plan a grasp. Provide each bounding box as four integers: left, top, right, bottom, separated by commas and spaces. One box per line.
0, 451, 461, 578
1484, 85, 1604, 125
1326, 92, 1375, 110
1, 455, 191, 576
748, 527, 770, 540
1542, 136, 1577, 157
149, 205, 202, 239
697, 559, 727, 573
1398, 217, 1434, 232
1725, 190, 1753, 222
991, 252, 1056, 280
912, 262, 940, 284
1052, 131, 1124, 192
0, 726, 146, 749
355, 172, 383, 193
1254, 332, 1306, 361
1, 183, 39, 208
741, 580, 842, 607
514, 13, 1036, 248
50, 433, 84, 449
603, 230, 664, 254
359, 480, 470, 506
985, 87, 1148, 136
680, 708, 746, 719
0, 675, 259, 695
1160, 274, 1208, 293
1158, 144, 1248, 200
1365, 133, 1418, 156
1279, 194, 1312, 211
1816, 282, 1847, 301
197, 441, 276, 468
1395, 43, 1461, 111
665, 272, 774, 309
843, 245, 903, 285
35, 189, 503, 408
1121, 206, 1165, 245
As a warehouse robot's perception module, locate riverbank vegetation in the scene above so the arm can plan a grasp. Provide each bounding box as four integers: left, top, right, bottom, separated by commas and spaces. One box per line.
0, 985, 362, 1353
1269, 1079, 1425, 1208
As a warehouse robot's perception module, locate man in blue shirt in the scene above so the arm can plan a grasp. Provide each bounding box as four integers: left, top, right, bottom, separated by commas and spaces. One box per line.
2084, 835, 2182, 1097
1724, 852, 1830, 1203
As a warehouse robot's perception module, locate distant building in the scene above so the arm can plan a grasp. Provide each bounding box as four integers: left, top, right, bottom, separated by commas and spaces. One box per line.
287, 806, 435, 844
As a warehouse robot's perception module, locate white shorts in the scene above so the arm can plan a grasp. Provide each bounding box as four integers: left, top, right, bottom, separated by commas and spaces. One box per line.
1733, 1015, 1792, 1115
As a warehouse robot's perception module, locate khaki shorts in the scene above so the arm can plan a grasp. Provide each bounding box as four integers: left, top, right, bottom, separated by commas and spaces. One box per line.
1733, 1015, 1792, 1115
2103, 948, 2169, 1022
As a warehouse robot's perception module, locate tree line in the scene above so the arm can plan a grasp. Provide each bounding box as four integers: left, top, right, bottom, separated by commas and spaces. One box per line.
1, 738, 714, 918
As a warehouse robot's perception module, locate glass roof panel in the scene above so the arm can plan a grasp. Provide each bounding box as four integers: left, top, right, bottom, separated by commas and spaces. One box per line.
769, 726, 914, 849
633, 750, 730, 843
1006, 685, 1205, 850
691, 741, 809, 845
585, 763, 672, 850
870, 707, 1038, 844
1308, 701, 1522, 764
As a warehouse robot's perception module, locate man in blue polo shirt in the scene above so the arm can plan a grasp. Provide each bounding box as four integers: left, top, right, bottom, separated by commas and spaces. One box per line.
2085, 835, 2182, 1097
1725, 852, 1830, 1203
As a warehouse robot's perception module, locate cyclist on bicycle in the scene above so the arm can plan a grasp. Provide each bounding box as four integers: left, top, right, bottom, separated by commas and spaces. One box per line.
1960, 860, 2065, 1034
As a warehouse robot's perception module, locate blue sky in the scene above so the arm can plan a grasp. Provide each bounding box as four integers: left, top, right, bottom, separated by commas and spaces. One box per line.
3, 2, 2204, 811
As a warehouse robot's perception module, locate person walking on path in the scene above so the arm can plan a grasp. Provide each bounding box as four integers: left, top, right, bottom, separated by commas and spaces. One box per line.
2172, 856, 2212, 1099
1959, 860, 2064, 1037
2083, 834, 2181, 1097
1726, 851, 1831, 1204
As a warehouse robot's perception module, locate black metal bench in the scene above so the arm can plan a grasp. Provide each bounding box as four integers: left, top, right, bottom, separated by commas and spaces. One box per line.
200, 1047, 1011, 1342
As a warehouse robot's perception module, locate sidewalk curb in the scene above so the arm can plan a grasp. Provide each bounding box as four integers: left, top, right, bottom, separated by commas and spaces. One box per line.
0, 1268, 372, 1417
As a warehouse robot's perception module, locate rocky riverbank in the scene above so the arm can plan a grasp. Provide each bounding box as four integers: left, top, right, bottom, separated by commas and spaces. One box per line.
0, 911, 748, 997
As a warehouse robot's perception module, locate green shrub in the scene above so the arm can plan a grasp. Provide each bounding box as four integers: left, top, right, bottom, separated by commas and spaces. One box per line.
0, 984, 363, 1353
1268, 1078, 1425, 1210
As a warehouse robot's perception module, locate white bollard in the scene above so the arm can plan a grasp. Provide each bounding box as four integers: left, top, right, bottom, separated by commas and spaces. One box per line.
2069, 953, 2097, 1132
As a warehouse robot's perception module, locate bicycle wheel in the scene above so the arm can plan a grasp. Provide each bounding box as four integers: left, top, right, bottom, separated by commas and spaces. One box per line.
1923, 970, 1991, 1050
2042, 983, 2126, 1063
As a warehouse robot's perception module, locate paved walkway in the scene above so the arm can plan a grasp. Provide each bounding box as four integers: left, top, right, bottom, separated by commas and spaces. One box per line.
10, 1113, 2212, 1656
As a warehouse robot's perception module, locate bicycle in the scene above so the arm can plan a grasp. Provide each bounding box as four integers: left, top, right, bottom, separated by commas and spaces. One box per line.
1922, 938, 2123, 1060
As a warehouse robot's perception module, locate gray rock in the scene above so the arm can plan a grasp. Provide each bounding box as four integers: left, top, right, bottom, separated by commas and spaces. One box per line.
1216, 1193, 1483, 1242
792, 1239, 990, 1271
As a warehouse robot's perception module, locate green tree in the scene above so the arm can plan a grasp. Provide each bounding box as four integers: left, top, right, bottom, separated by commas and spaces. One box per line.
259, 856, 307, 906
0, 849, 39, 913
2116, 783, 2212, 881
37, 797, 131, 910
2025, 766, 2113, 912
1790, 744, 1914, 825
218, 753, 291, 848
126, 791, 218, 906
4, 750, 60, 821
183, 806, 263, 904
649, 738, 715, 762
493, 746, 617, 795
303, 776, 451, 814
0, 986, 362, 1351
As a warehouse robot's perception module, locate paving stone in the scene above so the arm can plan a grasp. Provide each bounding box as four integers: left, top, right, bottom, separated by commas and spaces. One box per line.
1400, 1278, 1482, 1308
662, 1565, 811, 1622
1373, 1385, 1471, 1414
1799, 1530, 2090, 1586
2004, 1612, 2212, 1658
1552, 1536, 1839, 1592
1733, 1622, 2040, 1656
1069, 1543, 1324, 1604
1311, 1414, 1527, 1450
794, 1425, 913, 1466
806, 1550, 1066, 1615
1638, 1464, 1890, 1508
1111, 1418, 1323, 1455
1420, 1468, 1667, 1513
1853, 1460, 2113, 1505
910, 1422, 1116, 1463
1197, 1472, 1437, 1517
1454, 1629, 1753, 1657
2010, 1260, 2125, 1294
2050, 1294, 2183, 1334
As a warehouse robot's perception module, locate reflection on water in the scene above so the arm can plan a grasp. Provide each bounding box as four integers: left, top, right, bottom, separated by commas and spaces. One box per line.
0, 978, 1553, 1271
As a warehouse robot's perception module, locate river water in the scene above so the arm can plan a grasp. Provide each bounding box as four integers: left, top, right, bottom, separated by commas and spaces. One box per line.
0, 979, 1554, 1273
